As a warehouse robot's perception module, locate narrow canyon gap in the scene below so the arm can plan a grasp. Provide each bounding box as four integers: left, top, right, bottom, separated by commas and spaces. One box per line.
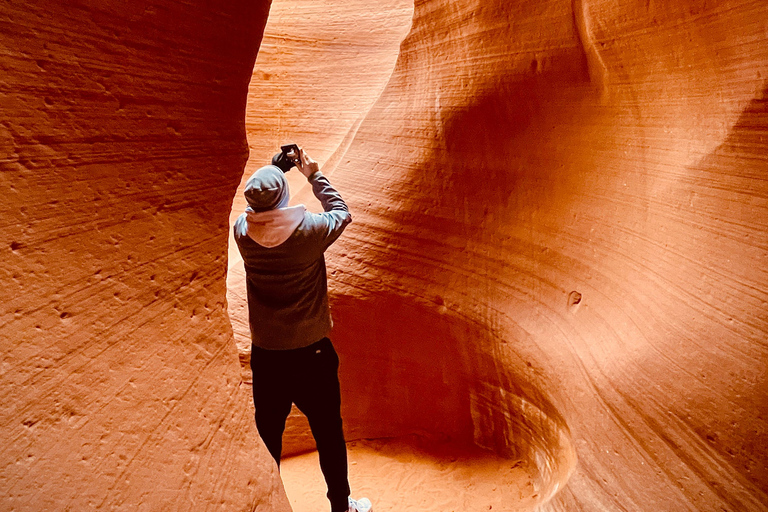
228, 0, 416, 455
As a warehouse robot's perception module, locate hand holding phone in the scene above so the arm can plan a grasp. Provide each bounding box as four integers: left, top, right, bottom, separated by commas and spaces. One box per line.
296, 148, 320, 178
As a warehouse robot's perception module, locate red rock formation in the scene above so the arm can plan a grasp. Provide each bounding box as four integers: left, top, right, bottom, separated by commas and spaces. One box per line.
4, 0, 767, 510
1, 2, 289, 510
244, 0, 768, 510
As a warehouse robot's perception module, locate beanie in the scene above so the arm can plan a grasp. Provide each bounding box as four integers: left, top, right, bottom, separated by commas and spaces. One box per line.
243, 165, 290, 212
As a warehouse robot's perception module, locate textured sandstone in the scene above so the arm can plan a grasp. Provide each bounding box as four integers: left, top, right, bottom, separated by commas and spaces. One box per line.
3, 0, 767, 511
240, 0, 768, 510
1, 1, 289, 511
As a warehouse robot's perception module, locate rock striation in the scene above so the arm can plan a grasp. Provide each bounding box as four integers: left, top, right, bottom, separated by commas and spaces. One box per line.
242, 0, 768, 510
3, 0, 767, 511
1, 1, 289, 511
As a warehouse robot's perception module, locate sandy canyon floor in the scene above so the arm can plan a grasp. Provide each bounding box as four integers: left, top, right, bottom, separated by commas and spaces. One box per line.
281, 436, 537, 512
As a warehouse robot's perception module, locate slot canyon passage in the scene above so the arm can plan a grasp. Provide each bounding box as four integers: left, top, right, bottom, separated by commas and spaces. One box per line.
1, 0, 768, 511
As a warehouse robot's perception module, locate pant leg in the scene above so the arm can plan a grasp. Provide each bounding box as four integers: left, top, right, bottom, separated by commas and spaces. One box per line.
250, 345, 293, 467
293, 338, 350, 512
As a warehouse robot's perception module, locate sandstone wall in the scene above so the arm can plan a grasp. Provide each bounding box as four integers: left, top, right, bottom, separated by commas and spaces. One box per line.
0, 1, 289, 510
5, 0, 766, 510
250, 0, 768, 510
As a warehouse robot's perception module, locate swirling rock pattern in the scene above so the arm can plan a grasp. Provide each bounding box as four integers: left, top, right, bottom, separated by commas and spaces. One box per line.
267, 0, 768, 510
3, 0, 767, 511
0, 1, 289, 511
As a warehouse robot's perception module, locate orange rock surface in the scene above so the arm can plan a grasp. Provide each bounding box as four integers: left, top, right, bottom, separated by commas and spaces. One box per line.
3, 0, 768, 511
1, 2, 289, 511
241, 0, 768, 510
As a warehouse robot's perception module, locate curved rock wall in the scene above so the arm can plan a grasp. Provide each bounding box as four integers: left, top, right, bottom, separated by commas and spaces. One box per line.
4, 0, 766, 510
271, 0, 768, 510
0, 2, 289, 511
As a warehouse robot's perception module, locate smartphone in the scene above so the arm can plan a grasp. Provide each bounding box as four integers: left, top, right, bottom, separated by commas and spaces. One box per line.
280, 143, 300, 162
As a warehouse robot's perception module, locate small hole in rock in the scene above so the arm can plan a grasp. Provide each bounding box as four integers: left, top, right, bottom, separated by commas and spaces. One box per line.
567, 291, 582, 311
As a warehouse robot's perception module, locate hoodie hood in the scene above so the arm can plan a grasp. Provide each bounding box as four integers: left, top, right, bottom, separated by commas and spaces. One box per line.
244, 165, 290, 212
244, 205, 306, 248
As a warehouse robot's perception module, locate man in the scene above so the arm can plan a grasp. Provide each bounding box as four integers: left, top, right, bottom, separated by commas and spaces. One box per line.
233, 147, 371, 512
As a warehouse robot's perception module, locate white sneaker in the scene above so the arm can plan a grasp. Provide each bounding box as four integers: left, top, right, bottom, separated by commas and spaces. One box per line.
348, 497, 372, 512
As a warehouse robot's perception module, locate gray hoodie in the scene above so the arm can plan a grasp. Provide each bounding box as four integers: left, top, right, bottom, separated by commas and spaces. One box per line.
233, 166, 352, 350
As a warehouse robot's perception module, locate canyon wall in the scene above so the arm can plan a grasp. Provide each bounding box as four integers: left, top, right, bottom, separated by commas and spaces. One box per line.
243, 0, 768, 510
2, 0, 767, 511
0, 1, 289, 511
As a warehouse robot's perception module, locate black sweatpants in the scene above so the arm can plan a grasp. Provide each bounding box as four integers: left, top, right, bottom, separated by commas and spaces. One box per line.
250, 338, 350, 512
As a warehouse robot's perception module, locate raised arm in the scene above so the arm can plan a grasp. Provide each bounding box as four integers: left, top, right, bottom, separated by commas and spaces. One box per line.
295, 148, 352, 249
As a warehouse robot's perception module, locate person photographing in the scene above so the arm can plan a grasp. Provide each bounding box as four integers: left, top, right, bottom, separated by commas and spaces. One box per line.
233, 146, 371, 512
